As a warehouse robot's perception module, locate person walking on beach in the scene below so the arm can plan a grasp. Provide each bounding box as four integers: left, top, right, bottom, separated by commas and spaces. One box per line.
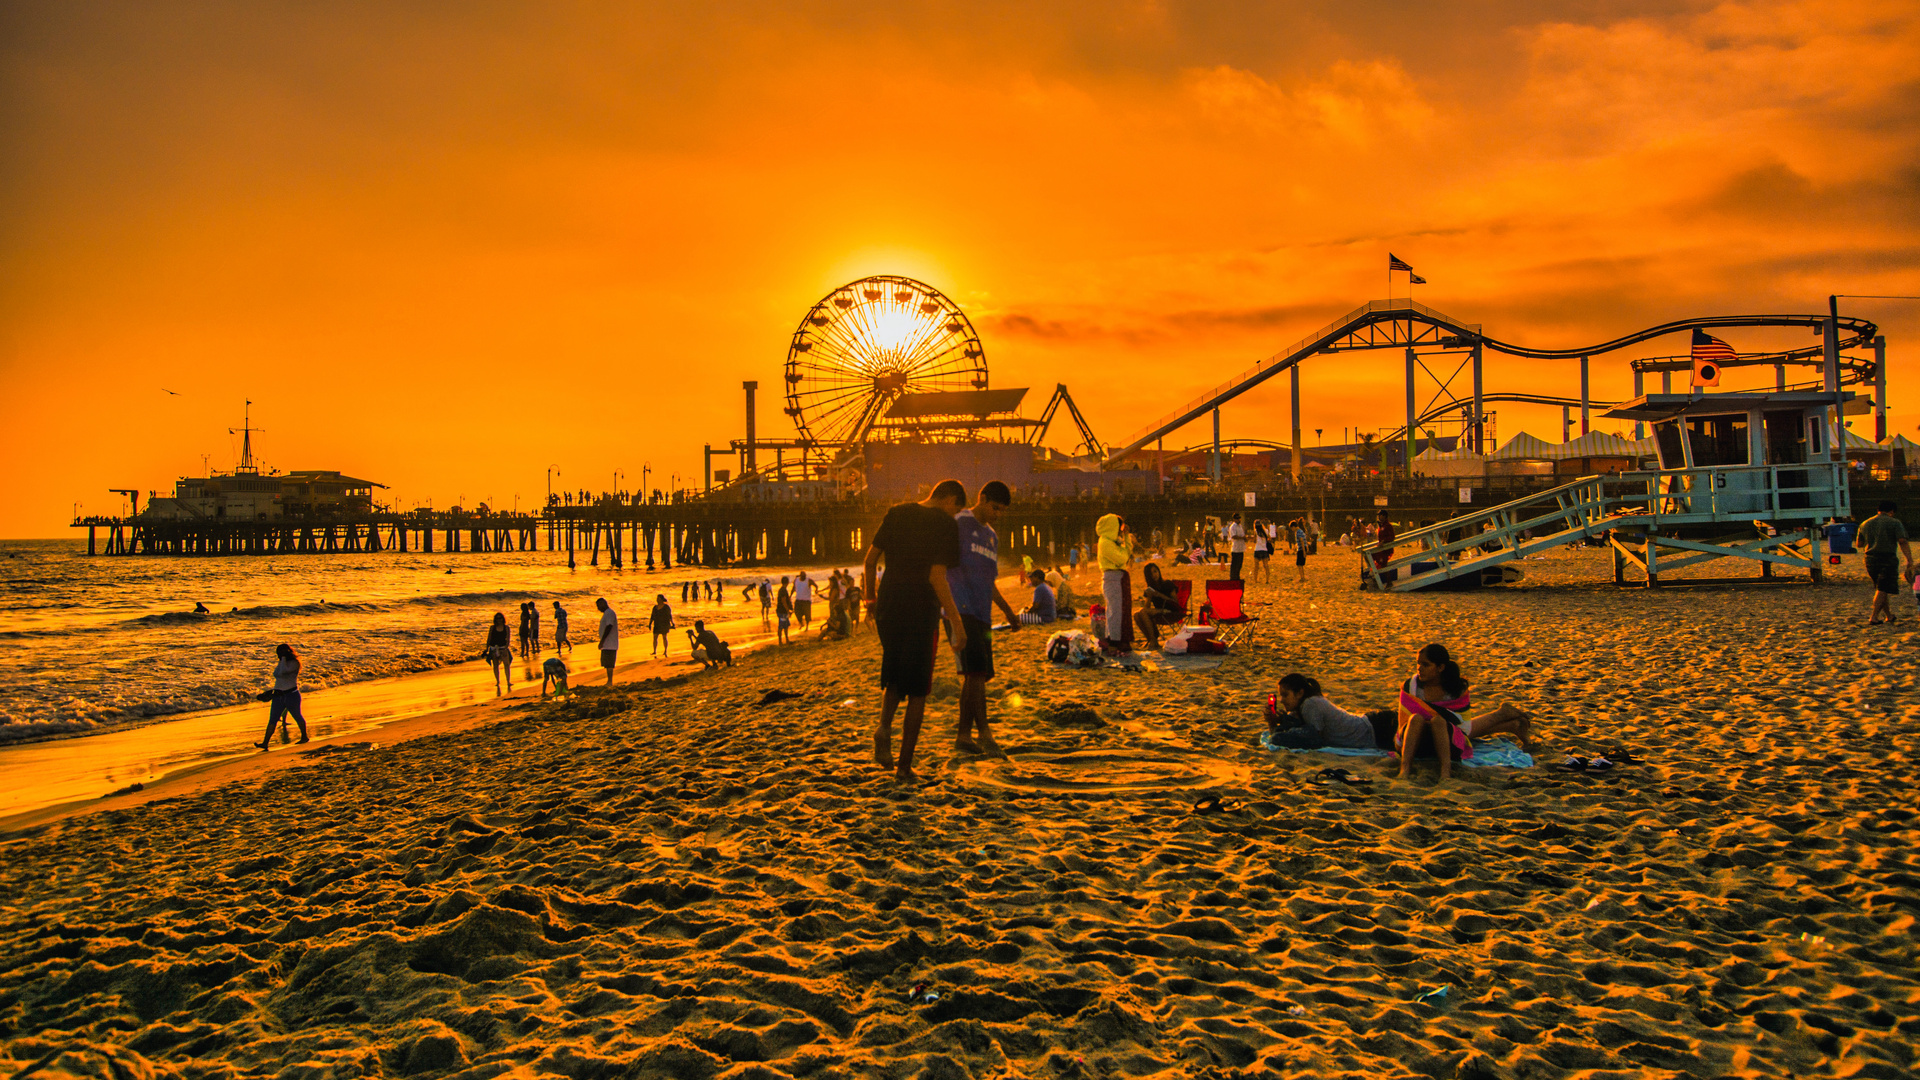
528, 602, 541, 656
517, 602, 533, 658
1251, 519, 1273, 583
758, 578, 773, 628
1226, 513, 1246, 580
552, 601, 571, 652
595, 597, 618, 688
1294, 519, 1310, 583
484, 612, 513, 694
794, 571, 813, 630
776, 576, 793, 644
1860, 500, 1914, 625
649, 594, 674, 656
864, 478, 968, 783
949, 481, 1020, 759
254, 643, 310, 750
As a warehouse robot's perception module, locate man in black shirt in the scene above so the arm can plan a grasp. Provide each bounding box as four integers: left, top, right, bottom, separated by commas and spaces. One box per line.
863, 478, 968, 783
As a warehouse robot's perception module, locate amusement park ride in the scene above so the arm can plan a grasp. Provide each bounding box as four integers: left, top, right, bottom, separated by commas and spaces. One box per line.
713, 275, 1105, 493
710, 275, 1887, 590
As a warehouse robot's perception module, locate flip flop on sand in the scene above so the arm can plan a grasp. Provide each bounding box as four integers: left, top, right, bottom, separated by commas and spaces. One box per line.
754, 689, 803, 707
1191, 796, 1229, 815
1554, 755, 1613, 772
1310, 767, 1373, 787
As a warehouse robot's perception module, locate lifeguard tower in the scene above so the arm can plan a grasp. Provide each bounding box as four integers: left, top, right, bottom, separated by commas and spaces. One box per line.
1358, 391, 1853, 590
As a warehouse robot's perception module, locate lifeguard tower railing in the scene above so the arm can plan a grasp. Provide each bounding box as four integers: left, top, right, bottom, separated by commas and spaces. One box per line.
1357, 462, 1850, 591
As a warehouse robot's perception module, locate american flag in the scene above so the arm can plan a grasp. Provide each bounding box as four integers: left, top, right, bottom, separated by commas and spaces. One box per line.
1409, 274, 1427, 285
1389, 254, 1413, 272
1691, 328, 1736, 363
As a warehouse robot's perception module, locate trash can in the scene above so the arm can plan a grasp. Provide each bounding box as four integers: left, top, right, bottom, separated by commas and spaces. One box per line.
1827, 521, 1857, 555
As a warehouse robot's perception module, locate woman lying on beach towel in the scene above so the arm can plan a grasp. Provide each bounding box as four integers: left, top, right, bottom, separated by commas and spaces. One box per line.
1266, 673, 1382, 750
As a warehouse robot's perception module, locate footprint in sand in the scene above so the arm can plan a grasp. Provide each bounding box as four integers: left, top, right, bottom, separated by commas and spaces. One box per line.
954, 748, 1249, 796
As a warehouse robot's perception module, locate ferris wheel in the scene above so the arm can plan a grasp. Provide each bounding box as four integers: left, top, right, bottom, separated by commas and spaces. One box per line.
783, 275, 987, 446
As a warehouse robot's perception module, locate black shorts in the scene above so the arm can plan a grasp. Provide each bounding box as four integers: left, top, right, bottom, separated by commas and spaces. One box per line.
1296, 549, 1307, 566
1866, 553, 1902, 594
796, 599, 812, 620
600, 648, 618, 670
877, 605, 942, 697
1253, 550, 1271, 561
956, 615, 993, 678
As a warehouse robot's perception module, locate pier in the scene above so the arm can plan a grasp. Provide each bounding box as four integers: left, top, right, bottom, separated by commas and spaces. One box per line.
82, 471, 1920, 568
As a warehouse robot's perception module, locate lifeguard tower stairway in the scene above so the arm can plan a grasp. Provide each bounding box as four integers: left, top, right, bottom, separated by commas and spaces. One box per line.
1359, 395, 1858, 591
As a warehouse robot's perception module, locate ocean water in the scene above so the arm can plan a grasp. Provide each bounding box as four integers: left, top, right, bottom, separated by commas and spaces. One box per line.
0, 539, 818, 742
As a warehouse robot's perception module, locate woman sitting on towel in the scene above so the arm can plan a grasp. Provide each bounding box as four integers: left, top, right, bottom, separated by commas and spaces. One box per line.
1389, 644, 1536, 779
1133, 563, 1184, 649
1268, 673, 1381, 750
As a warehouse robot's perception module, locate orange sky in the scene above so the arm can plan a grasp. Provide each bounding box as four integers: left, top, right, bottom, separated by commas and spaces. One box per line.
3, 0, 1917, 535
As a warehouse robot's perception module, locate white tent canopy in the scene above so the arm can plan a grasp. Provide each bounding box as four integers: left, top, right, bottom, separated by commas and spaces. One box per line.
1843, 428, 1885, 451
1883, 434, 1920, 451
1560, 431, 1651, 457
1494, 431, 1657, 460
1414, 445, 1487, 462
1492, 432, 1561, 459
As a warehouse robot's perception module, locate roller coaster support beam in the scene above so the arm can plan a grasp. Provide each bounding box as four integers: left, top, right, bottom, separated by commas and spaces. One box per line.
1632, 369, 1645, 440
1290, 366, 1302, 483
1405, 347, 1416, 480
1211, 408, 1222, 484
1826, 297, 1842, 449
1580, 356, 1591, 435
1471, 343, 1484, 455
1876, 336, 1888, 441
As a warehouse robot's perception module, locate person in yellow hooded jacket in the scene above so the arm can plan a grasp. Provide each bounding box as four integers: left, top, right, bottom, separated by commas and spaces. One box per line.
1095, 513, 1135, 651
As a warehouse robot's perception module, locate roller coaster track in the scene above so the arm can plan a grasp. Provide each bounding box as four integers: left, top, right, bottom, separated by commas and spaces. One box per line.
1103, 298, 1880, 466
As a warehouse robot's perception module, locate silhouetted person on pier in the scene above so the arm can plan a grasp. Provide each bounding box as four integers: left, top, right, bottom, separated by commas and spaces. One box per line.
484, 612, 513, 694
254, 643, 309, 750
553, 601, 571, 652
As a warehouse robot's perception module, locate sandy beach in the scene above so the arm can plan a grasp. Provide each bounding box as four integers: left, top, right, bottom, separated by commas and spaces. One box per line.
3, 546, 1917, 1079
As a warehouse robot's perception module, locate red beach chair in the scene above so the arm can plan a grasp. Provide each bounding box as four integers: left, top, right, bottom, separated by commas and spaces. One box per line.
1167, 580, 1193, 630
1202, 579, 1257, 649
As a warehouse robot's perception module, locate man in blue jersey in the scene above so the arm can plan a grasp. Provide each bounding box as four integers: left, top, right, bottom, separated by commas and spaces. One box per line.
948, 481, 1020, 758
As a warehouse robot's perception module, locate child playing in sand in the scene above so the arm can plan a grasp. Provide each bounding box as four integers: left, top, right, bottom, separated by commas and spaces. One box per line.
541, 656, 570, 697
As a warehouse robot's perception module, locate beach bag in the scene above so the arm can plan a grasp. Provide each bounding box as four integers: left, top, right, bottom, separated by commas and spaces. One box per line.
1087, 603, 1105, 634
1045, 630, 1102, 667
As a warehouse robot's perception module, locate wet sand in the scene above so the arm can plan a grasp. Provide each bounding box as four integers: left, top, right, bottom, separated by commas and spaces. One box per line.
0, 605, 783, 824
2, 547, 1916, 1079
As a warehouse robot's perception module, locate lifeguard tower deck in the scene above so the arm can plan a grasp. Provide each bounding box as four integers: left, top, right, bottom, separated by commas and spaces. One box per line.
1359, 391, 1853, 591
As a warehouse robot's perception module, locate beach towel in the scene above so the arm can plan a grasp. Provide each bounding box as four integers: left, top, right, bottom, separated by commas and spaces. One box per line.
1258, 730, 1533, 769
1136, 651, 1228, 673
1399, 690, 1471, 761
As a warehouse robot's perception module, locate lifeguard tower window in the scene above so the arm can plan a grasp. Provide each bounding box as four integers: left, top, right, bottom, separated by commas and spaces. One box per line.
1764, 410, 1808, 464
1653, 421, 1686, 470
1685, 414, 1749, 467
